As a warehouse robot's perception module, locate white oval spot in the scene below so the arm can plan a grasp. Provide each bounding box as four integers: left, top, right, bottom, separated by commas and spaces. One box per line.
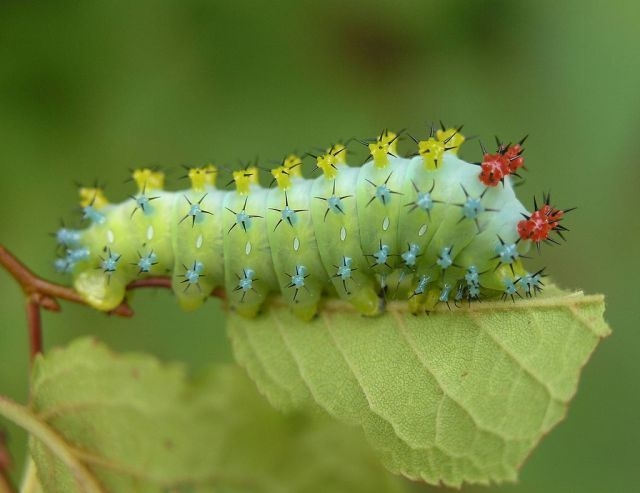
418, 224, 428, 237
245, 241, 252, 255
340, 226, 347, 241
107, 230, 115, 244
147, 225, 154, 240
382, 216, 390, 231
293, 237, 300, 251
196, 234, 203, 249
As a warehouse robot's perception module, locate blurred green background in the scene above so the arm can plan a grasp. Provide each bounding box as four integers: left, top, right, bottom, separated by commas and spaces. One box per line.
0, 0, 637, 491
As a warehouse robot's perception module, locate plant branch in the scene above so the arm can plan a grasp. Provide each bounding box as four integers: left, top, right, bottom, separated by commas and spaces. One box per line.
0, 244, 226, 362
25, 303, 42, 364
0, 471, 14, 493
0, 429, 15, 493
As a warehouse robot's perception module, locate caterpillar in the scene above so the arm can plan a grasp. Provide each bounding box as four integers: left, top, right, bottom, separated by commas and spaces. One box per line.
53, 125, 569, 320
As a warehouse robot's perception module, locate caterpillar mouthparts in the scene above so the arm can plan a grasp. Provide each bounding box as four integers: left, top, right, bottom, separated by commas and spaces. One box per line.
53, 125, 570, 320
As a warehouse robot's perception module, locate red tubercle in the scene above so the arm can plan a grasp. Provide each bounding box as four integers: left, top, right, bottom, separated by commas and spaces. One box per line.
479, 153, 510, 186
503, 143, 525, 172
479, 139, 526, 186
517, 200, 567, 244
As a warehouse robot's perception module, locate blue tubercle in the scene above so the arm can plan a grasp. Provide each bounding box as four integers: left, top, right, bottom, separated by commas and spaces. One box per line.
336, 257, 353, 280
375, 184, 392, 205
134, 194, 155, 216
137, 251, 158, 273
56, 228, 81, 247
463, 197, 484, 219
184, 265, 201, 284
465, 266, 481, 299
437, 246, 454, 270
413, 275, 431, 296
401, 243, 420, 268
328, 195, 345, 215
373, 244, 391, 266
280, 206, 298, 226
502, 277, 519, 301
54, 258, 72, 273
236, 211, 251, 230
189, 204, 205, 223
495, 241, 519, 265
83, 206, 106, 225
100, 249, 121, 273
518, 271, 544, 296
439, 283, 452, 303
416, 192, 433, 211
237, 268, 255, 292
289, 265, 307, 288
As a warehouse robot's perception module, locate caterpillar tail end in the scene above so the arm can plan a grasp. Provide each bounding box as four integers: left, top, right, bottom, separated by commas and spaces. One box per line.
74, 270, 127, 312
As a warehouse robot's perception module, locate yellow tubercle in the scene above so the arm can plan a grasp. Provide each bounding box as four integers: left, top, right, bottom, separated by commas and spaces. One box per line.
79, 187, 109, 209
418, 138, 445, 170
436, 127, 465, 153
283, 154, 302, 177
380, 130, 398, 153
233, 166, 259, 194
316, 153, 340, 179
133, 168, 165, 192
203, 163, 218, 187
327, 144, 347, 165
271, 166, 292, 190
189, 164, 218, 192
369, 130, 398, 168
369, 142, 388, 168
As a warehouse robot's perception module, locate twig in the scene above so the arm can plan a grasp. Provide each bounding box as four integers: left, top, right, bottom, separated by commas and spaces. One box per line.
0, 244, 225, 362
25, 302, 42, 364
0, 429, 15, 493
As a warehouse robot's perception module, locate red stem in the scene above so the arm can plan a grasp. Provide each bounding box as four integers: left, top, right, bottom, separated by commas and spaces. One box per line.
0, 428, 14, 493
0, 244, 225, 362
25, 301, 42, 363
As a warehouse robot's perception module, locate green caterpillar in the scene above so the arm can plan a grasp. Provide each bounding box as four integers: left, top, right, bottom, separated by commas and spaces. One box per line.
53, 126, 567, 320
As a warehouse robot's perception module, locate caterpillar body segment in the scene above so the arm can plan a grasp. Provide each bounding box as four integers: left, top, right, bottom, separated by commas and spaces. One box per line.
311, 162, 381, 316
55, 126, 568, 319
173, 189, 225, 310
267, 179, 326, 321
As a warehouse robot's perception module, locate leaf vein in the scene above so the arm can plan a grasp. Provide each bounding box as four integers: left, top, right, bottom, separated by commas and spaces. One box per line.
469, 312, 561, 403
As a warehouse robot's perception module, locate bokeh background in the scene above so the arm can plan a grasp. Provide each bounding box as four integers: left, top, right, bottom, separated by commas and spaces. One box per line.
0, 0, 638, 491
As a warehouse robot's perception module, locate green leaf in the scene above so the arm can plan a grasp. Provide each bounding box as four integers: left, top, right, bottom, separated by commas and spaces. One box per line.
2, 338, 406, 493
227, 285, 611, 487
